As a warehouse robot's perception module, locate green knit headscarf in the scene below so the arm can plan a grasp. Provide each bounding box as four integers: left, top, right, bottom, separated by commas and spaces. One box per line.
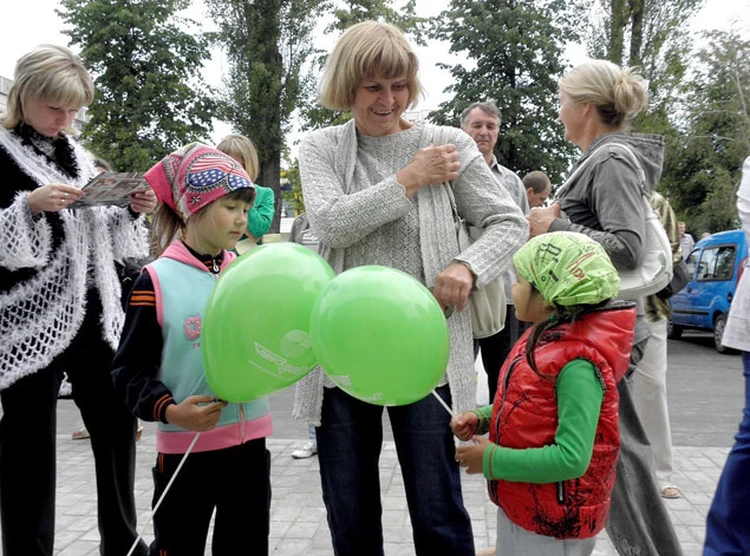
512, 232, 620, 308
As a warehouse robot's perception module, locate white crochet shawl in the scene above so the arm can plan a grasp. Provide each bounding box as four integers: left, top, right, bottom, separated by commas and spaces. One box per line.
0, 127, 149, 391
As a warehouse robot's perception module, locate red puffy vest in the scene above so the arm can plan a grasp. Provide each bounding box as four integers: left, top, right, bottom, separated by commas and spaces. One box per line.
489, 303, 636, 539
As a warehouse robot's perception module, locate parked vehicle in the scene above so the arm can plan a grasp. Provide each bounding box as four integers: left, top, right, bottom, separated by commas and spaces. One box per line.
669, 230, 748, 353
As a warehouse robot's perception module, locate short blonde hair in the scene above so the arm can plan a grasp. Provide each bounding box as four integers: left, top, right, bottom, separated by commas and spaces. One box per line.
318, 21, 424, 111
216, 134, 260, 182
558, 59, 648, 130
1, 44, 94, 130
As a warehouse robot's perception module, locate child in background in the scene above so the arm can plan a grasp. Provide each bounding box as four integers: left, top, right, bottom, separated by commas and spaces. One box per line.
111, 144, 272, 555
452, 231, 636, 556
217, 134, 275, 250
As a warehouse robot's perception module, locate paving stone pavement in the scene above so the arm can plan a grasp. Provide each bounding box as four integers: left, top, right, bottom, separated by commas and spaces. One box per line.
3, 419, 723, 556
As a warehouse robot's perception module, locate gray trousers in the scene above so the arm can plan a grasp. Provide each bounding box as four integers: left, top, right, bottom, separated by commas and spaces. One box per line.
605, 334, 683, 556
494, 508, 596, 556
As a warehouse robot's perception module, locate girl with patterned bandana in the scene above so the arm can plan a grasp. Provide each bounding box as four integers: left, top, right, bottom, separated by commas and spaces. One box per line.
452, 231, 636, 556
111, 144, 272, 555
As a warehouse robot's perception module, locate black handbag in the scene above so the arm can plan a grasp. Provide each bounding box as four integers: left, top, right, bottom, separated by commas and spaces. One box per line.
115, 257, 150, 310
656, 258, 691, 299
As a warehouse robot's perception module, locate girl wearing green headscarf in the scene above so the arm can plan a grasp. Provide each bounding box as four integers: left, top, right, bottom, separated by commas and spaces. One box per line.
452, 231, 636, 556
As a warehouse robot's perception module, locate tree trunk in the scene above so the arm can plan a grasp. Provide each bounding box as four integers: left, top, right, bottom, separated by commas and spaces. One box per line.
607, 0, 627, 65
628, 0, 644, 67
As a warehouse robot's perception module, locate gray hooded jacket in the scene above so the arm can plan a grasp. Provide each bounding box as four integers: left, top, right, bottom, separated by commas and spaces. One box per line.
549, 131, 665, 345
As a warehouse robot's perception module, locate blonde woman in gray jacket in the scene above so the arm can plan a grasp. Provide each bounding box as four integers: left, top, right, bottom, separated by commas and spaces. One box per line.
528, 59, 683, 556
292, 21, 527, 555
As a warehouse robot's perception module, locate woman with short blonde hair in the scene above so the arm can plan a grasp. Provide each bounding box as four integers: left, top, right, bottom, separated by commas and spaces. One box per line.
293, 20, 527, 554
0, 44, 153, 556
1, 44, 94, 131
317, 21, 424, 111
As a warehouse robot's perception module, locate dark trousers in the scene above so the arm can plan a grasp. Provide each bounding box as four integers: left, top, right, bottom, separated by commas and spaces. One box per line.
0, 292, 146, 556
704, 351, 750, 555
150, 439, 271, 556
477, 305, 527, 402
605, 337, 684, 556
316, 384, 474, 556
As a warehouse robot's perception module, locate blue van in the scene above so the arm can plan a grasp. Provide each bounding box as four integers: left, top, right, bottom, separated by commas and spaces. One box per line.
669, 230, 748, 353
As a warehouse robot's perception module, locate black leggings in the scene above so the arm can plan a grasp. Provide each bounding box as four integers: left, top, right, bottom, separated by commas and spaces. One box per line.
0, 291, 147, 556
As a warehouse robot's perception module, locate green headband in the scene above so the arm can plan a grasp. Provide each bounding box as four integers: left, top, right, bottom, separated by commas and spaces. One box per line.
513, 232, 620, 307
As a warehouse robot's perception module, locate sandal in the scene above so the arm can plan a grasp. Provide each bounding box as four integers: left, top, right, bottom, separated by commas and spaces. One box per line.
661, 486, 681, 499
71, 426, 90, 440
136, 422, 144, 442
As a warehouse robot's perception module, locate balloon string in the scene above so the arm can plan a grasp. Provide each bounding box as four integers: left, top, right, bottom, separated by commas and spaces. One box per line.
126, 431, 202, 556
431, 388, 456, 417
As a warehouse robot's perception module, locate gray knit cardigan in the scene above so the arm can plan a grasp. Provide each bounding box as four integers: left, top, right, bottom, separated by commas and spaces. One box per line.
292, 120, 528, 424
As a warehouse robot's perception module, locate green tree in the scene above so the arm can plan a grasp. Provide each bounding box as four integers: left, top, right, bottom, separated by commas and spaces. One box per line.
665, 29, 750, 234
587, 0, 706, 211
206, 0, 325, 231
58, 0, 215, 171
429, 0, 584, 185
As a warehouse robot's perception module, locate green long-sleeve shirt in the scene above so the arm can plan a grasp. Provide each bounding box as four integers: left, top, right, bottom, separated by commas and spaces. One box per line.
474, 359, 604, 483
246, 185, 275, 240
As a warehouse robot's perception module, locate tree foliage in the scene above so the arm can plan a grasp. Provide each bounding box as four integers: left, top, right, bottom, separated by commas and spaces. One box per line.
664, 29, 750, 234
58, 0, 215, 171
429, 0, 585, 185
588, 0, 704, 113
206, 0, 325, 230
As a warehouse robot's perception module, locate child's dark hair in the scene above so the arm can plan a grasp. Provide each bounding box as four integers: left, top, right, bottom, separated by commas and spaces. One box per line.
150, 188, 256, 255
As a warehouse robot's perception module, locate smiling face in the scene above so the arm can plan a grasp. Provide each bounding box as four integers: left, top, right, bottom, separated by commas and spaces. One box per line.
350, 76, 410, 137
23, 97, 80, 137
463, 107, 499, 162
185, 197, 252, 256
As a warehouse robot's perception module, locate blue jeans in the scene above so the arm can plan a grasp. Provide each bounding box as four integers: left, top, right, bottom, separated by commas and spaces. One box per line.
316, 385, 474, 556
704, 351, 750, 555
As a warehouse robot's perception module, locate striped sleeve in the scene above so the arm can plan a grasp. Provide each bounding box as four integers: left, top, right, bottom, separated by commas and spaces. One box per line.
111, 270, 176, 423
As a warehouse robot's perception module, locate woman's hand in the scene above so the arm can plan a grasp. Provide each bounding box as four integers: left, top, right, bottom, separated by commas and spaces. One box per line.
26, 184, 84, 215
455, 435, 490, 474
397, 144, 461, 197
450, 412, 478, 441
164, 395, 227, 432
433, 261, 474, 313
526, 203, 561, 238
129, 189, 158, 214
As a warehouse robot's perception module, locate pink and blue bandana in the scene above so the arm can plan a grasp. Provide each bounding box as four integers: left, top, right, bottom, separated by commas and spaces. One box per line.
145, 143, 255, 222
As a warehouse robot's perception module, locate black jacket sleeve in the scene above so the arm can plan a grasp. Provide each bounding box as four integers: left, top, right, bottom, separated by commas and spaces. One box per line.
111, 270, 176, 423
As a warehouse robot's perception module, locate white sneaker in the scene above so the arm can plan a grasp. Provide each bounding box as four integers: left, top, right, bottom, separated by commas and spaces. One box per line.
291, 441, 318, 459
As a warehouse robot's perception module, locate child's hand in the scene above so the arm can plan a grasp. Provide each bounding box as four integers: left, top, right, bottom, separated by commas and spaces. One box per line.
165, 395, 228, 432
450, 412, 478, 441
455, 435, 491, 474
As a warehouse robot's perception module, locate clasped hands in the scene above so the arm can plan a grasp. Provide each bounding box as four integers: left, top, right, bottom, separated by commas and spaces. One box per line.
526, 202, 561, 238
397, 143, 460, 198
451, 411, 490, 474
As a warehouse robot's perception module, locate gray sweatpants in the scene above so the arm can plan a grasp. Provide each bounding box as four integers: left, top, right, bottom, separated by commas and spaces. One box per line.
494, 508, 596, 555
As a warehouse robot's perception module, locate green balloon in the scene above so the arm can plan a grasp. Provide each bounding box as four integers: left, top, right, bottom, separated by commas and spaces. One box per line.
310, 266, 450, 406
203, 243, 335, 402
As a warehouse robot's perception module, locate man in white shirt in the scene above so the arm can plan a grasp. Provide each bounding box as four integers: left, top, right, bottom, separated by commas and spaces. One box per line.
678, 221, 695, 261
460, 101, 528, 402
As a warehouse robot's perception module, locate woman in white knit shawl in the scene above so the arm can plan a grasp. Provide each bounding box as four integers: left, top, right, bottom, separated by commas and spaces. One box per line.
0, 45, 152, 556
293, 21, 527, 555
